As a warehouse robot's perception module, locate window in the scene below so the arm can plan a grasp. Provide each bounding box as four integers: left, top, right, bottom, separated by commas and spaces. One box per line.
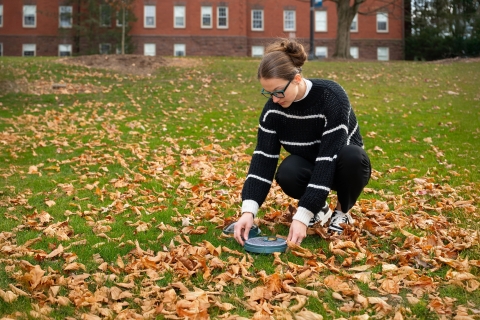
144, 5, 155, 28
0, 43, 3, 56
23, 44, 36, 56
59, 6, 72, 28
174, 44, 186, 56
201, 6, 212, 28
217, 6, 228, 28
0, 5, 3, 27
377, 47, 389, 61
23, 5, 36, 28
350, 14, 358, 32
117, 10, 128, 27
315, 46, 328, 58
59, 44, 72, 56
251, 9, 263, 31
377, 12, 388, 32
315, 11, 327, 32
284, 10, 295, 31
144, 43, 156, 56
100, 4, 111, 27
350, 46, 359, 59
174, 6, 185, 28
99, 43, 111, 54
252, 46, 264, 57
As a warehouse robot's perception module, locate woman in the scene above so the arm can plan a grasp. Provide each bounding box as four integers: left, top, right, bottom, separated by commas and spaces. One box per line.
233, 38, 371, 246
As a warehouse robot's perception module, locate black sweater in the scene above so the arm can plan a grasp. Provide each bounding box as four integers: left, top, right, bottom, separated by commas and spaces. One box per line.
241, 79, 364, 226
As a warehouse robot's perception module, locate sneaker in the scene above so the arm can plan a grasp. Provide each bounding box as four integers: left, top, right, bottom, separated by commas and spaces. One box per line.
308, 203, 332, 227
328, 210, 354, 234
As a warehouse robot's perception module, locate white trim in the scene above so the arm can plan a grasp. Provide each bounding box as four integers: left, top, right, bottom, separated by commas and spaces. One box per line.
58, 44, 72, 57
144, 5, 156, 28
251, 9, 264, 31
315, 155, 337, 162
283, 10, 296, 32
22, 44, 36, 57
376, 12, 388, 33
200, 6, 212, 29
263, 109, 326, 123
307, 184, 331, 192
377, 47, 389, 61
0, 5, 4, 28
350, 14, 358, 32
315, 11, 327, 32
217, 6, 228, 29
280, 139, 321, 146
59, 6, 73, 28
144, 43, 156, 56
174, 6, 185, 29
23, 5, 36, 28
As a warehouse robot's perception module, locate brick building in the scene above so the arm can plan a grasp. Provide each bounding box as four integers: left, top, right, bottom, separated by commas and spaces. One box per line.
0, 0, 405, 60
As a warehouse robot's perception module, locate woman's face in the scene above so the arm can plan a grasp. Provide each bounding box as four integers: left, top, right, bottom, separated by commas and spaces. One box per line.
260, 75, 301, 109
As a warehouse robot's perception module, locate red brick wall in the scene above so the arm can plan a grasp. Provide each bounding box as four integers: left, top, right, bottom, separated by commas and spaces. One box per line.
0, 0, 405, 59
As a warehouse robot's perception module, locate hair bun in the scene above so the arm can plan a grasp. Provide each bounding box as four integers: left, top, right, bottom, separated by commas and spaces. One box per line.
266, 39, 307, 68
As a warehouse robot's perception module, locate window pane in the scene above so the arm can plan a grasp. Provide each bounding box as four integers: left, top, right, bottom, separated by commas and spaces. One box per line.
350, 14, 358, 31
350, 47, 359, 59
252, 46, 264, 57
100, 5, 111, 26
24, 5, 36, 26
315, 46, 327, 58
60, 6, 72, 28
377, 47, 389, 60
377, 13, 388, 31
201, 7, 212, 27
174, 44, 186, 56
144, 43, 155, 56
218, 7, 227, 27
145, 5, 155, 26
315, 11, 326, 32
59, 44, 72, 56
174, 6, 185, 27
252, 10, 263, 30
23, 44, 36, 56
284, 10, 295, 31
0, 5, 3, 26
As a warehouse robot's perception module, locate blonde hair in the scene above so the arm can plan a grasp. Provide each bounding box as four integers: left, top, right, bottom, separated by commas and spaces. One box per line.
257, 38, 307, 80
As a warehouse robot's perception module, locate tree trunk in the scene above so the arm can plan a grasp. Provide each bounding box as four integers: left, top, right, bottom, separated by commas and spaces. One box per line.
333, 0, 361, 58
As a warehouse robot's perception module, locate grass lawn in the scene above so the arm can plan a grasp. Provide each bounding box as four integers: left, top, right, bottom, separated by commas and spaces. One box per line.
0, 56, 479, 319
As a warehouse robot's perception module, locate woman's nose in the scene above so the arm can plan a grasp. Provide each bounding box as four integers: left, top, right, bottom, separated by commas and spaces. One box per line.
272, 96, 281, 103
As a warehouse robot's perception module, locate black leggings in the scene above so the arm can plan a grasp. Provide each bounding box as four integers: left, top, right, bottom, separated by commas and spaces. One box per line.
275, 145, 371, 212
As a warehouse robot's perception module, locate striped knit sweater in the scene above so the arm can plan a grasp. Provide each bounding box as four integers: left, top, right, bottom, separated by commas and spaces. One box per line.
241, 78, 364, 226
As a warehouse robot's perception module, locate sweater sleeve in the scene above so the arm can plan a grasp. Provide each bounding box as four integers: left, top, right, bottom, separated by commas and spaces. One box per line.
293, 83, 352, 225
241, 104, 281, 217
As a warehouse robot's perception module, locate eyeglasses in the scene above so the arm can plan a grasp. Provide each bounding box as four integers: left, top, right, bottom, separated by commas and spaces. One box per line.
261, 80, 292, 98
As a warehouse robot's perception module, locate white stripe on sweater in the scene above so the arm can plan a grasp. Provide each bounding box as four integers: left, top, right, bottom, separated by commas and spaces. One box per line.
253, 151, 279, 158
347, 123, 358, 145
323, 124, 348, 136
259, 124, 276, 134
246, 174, 272, 185
263, 110, 327, 124
316, 155, 337, 162
280, 139, 321, 146
307, 184, 331, 192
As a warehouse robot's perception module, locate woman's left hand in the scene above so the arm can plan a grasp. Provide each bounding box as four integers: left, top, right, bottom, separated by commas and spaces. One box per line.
287, 220, 307, 245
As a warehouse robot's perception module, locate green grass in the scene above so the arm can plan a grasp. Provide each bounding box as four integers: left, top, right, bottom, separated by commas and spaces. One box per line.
0, 56, 479, 319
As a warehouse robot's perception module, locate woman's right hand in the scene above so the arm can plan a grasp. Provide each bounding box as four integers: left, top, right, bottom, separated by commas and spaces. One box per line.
233, 212, 254, 246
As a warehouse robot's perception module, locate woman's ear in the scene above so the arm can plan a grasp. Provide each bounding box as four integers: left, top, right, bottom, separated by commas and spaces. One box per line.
294, 73, 302, 84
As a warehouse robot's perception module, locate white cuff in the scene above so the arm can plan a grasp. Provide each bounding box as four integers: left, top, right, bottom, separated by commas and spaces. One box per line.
241, 200, 259, 217
293, 207, 314, 226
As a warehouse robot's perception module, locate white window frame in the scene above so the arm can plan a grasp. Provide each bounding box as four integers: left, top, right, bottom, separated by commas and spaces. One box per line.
99, 43, 111, 55
59, 6, 73, 28
251, 9, 264, 31
217, 6, 228, 29
350, 46, 359, 59
23, 44, 36, 57
376, 12, 388, 32
377, 47, 389, 61
174, 6, 185, 28
284, 10, 296, 32
315, 11, 327, 32
0, 5, 4, 28
252, 46, 264, 57
201, 6, 212, 28
315, 46, 328, 58
144, 43, 156, 56
350, 14, 358, 32
0, 43, 3, 56
174, 44, 186, 57
144, 5, 156, 28
59, 44, 72, 57
23, 5, 36, 28
100, 4, 111, 27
